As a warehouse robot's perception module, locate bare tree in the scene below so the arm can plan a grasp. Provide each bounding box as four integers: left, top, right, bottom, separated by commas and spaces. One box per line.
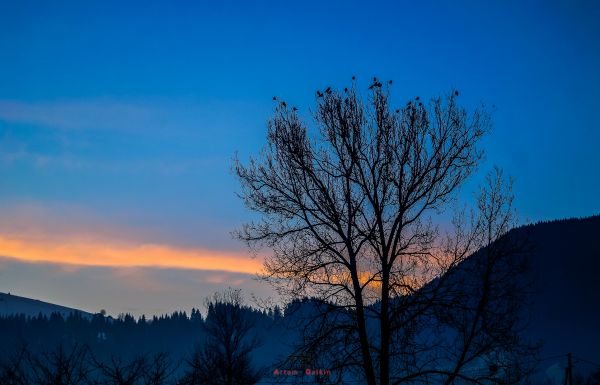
27, 343, 92, 385
93, 354, 147, 385
143, 352, 178, 385
183, 288, 262, 385
235, 79, 534, 385
0, 344, 31, 385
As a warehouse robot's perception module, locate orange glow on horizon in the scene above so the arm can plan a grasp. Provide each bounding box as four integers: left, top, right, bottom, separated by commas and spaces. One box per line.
0, 234, 263, 275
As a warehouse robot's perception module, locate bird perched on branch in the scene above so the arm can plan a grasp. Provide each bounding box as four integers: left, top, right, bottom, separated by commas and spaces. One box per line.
370, 80, 383, 89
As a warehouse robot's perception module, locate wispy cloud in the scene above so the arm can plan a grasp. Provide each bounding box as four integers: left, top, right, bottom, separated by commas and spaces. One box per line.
0, 256, 275, 317
0, 98, 258, 174
0, 234, 261, 274
0, 204, 272, 318
0, 203, 260, 274
0, 148, 220, 174
0, 98, 260, 134
0, 99, 164, 132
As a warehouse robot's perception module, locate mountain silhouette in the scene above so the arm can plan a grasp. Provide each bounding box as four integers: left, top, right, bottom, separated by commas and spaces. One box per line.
519, 215, 600, 373
0, 291, 93, 319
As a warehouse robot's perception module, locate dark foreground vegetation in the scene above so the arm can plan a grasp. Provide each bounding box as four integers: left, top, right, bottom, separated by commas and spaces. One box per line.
0, 289, 281, 385
2, 301, 600, 385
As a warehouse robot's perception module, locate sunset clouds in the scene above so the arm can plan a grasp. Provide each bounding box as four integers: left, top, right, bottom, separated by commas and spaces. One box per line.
0, 204, 270, 317
0, 204, 263, 275
0, 256, 274, 317
0, 234, 263, 274
0, 203, 262, 274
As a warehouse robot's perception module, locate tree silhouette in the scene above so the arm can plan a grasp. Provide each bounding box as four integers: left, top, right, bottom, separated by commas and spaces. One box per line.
0, 344, 30, 385
92, 353, 147, 385
27, 343, 91, 385
182, 289, 262, 385
143, 352, 178, 385
235, 79, 535, 385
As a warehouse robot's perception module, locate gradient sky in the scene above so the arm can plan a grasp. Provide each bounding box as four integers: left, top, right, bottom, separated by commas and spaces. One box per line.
0, 0, 599, 317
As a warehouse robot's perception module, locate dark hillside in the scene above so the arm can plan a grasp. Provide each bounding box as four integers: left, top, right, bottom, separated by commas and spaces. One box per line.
520, 215, 600, 371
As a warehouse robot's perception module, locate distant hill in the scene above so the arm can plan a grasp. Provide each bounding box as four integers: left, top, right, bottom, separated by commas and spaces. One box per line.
444, 214, 600, 379
519, 215, 600, 374
0, 292, 93, 319
267, 214, 600, 382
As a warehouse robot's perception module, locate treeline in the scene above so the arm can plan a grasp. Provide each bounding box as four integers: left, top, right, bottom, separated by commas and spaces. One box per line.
0, 310, 203, 364
0, 290, 287, 385
0, 306, 283, 357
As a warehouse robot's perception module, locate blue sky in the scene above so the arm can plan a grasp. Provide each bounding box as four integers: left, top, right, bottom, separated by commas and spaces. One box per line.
0, 0, 598, 316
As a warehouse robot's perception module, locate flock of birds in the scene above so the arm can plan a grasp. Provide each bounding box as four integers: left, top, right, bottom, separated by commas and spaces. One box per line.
271, 76, 460, 114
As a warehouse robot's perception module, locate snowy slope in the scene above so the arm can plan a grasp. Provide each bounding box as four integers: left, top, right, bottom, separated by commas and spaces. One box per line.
0, 292, 93, 319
